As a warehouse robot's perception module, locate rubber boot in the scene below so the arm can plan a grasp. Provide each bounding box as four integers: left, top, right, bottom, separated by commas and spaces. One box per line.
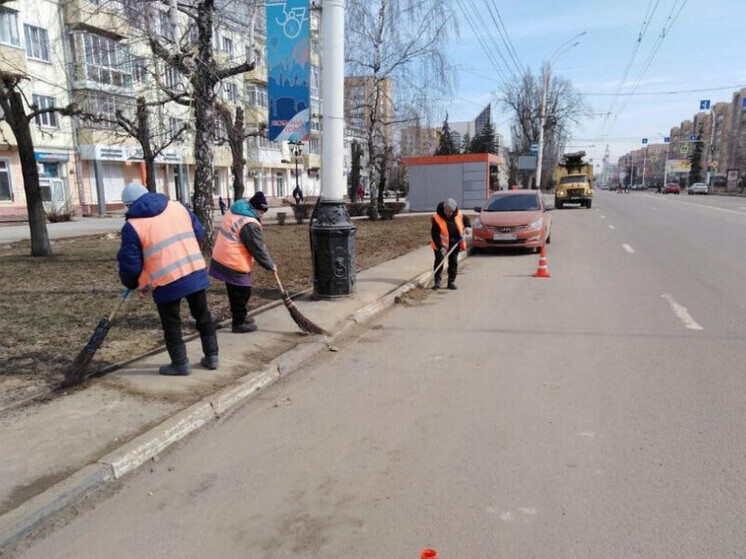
232, 322, 258, 333
200, 332, 219, 370
160, 342, 191, 376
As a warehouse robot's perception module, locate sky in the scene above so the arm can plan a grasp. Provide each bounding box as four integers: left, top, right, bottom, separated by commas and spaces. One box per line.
444, 0, 746, 167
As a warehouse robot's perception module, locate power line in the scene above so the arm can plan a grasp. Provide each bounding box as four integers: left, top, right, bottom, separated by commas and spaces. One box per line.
483, 0, 523, 75
598, 0, 661, 137
463, 0, 517, 81
581, 83, 746, 96
454, 0, 511, 84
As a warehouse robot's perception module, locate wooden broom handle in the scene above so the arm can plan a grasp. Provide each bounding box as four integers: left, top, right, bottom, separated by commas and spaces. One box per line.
273, 268, 285, 294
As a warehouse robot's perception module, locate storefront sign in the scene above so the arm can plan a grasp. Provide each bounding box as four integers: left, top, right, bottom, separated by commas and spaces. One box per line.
34, 152, 70, 163
266, 0, 311, 143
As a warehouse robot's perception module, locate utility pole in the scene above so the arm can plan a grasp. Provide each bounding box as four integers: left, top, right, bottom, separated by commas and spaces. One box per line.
662, 135, 670, 187
642, 145, 647, 188
535, 31, 585, 190
309, 0, 357, 297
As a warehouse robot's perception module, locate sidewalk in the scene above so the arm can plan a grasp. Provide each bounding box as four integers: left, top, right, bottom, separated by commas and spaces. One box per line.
0, 244, 466, 550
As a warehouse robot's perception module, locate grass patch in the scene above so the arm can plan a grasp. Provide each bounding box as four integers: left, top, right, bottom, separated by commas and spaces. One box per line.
0, 217, 430, 385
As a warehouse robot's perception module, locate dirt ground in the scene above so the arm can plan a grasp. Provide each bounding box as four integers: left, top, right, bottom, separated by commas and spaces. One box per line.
0, 216, 430, 395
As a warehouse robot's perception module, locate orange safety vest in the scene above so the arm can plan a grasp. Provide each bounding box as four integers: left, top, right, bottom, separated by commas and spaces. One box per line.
128, 201, 206, 291
430, 212, 466, 251
211, 209, 259, 273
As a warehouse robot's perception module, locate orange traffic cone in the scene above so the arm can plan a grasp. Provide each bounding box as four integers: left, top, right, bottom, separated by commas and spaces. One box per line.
533, 246, 551, 278
421, 549, 438, 559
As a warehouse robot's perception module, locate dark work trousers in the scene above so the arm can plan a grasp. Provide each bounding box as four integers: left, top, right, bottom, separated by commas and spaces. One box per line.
156, 289, 217, 365
226, 283, 252, 327
433, 245, 460, 285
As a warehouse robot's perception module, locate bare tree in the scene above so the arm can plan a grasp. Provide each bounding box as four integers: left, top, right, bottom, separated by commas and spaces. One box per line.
500, 67, 588, 186
144, 0, 258, 250
0, 73, 79, 256
345, 0, 456, 218
215, 101, 266, 201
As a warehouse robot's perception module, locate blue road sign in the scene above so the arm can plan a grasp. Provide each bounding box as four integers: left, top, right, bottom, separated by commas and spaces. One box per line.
642, 138, 648, 144
700, 100, 711, 110
742, 97, 746, 109
529, 143, 538, 155
690, 134, 697, 142
664, 136, 670, 143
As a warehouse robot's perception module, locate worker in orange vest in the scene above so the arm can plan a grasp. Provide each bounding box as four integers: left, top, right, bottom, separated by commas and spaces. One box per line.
430, 198, 471, 290
209, 192, 276, 333
117, 183, 218, 375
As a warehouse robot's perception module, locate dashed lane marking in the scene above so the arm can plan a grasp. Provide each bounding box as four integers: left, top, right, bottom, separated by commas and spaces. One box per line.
622, 244, 635, 253
608, 225, 615, 230
662, 294, 703, 331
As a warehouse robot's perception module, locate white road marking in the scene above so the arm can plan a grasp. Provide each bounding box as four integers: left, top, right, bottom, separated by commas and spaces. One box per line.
662, 294, 703, 331
608, 225, 616, 230
622, 244, 635, 253
600, 215, 606, 219
643, 193, 746, 216
739, 206, 746, 211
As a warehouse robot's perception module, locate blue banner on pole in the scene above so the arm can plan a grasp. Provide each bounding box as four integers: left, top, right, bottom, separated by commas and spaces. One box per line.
266, 0, 311, 142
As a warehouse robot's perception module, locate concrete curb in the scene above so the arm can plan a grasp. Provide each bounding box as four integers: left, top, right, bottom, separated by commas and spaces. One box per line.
0, 250, 471, 551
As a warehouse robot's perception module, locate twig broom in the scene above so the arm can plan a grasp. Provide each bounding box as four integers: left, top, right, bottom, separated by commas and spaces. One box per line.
421, 242, 460, 288
273, 269, 328, 335
62, 289, 131, 387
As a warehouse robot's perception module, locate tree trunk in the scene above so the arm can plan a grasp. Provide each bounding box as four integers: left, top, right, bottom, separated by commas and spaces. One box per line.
144, 157, 157, 192
231, 107, 245, 200
135, 97, 158, 193
5, 86, 52, 256
191, 0, 217, 252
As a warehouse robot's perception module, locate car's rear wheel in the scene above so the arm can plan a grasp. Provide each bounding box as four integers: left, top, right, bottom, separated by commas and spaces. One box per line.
586, 200, 592, 209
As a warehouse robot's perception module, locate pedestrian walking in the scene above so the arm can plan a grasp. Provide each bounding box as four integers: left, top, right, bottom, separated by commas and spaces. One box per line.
209, 192, 276, 333
117, 182, 218, 376
430, 197, 471, 290
292, 184, 304, 204
218, 196, 227, 215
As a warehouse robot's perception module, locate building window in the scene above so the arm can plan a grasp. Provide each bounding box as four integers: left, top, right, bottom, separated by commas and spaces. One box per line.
221, 36, 232, 54
224, 81, 237, 103
71, 32, 132, 89
0, 8, 19, 46
246, 84, 267, 107
0, 159, 12, 201
170, 118, 187, 140
164, 64, 181, 90
310, 65, 319, 99
158, 10, 175, 42
78, 91, 131, 129
32, 94, 57, 128
132, 56, 148, 84
24, 25, 50, 61
276, 171, 285, 197
308, 138, 320, 155
255, 10, 266, 37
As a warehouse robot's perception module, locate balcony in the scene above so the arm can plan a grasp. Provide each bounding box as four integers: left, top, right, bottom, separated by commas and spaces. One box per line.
0, 44, 26, 75
244, 62, 267, 84
64, 0, 129, 38
243, 105, 268, 125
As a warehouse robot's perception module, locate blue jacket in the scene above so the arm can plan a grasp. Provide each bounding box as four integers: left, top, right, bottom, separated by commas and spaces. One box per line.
118, 193, 210, 304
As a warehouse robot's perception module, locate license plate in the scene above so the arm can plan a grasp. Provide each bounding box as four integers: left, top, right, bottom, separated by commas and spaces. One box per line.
493, 233, 517, 241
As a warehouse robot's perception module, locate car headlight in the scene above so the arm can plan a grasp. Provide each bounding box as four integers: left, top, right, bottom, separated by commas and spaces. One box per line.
527, 217, 543, 231
557, 190, 565, 197
474, 217, 484, 229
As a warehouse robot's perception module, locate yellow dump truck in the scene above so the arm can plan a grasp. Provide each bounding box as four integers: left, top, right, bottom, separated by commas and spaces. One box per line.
553, 151, 594, 209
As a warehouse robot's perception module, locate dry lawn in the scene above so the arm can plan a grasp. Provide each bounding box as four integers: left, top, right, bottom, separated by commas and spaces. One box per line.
0, 216, 430, 388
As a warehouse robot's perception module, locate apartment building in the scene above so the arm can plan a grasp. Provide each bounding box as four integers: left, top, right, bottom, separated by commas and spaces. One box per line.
344, 75, 394, 147
0, 0, 327, 219
0, 0, 78, 218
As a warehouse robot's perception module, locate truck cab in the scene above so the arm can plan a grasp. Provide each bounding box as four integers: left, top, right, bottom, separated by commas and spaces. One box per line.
553, 152, 594, 209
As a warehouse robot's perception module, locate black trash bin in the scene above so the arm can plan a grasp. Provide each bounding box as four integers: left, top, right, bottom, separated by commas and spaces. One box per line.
309, 199, 357, 298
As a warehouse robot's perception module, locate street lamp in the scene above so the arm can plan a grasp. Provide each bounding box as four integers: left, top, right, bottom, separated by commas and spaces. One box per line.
290, 141, 303, 200
535, 31, 585, 190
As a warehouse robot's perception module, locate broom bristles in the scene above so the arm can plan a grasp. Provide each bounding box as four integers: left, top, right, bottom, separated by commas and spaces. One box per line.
281, 292, 328, 335
62, 318, 112, 387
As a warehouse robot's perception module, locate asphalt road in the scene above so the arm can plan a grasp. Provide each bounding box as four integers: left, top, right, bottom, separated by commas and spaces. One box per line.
12, 190, 746, 558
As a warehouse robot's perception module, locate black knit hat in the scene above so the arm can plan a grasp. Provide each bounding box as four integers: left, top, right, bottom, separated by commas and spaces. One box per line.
249, 191, 269, 211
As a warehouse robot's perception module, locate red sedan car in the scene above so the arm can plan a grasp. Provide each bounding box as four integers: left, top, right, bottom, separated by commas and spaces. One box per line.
471, 191, 552, 253
662, 184, 681, 194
